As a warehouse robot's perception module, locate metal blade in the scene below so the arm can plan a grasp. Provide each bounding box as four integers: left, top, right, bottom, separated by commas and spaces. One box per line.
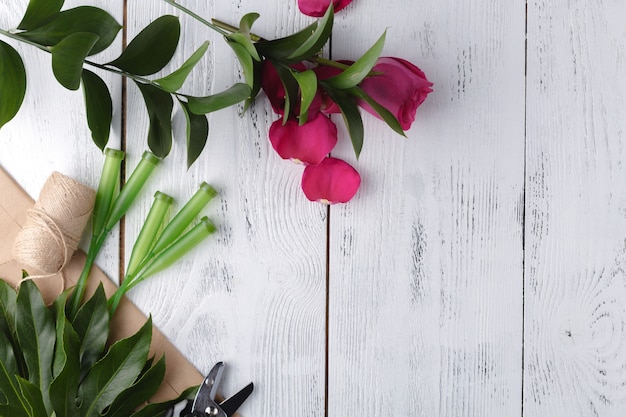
192, 362, 225, 414
218, 382, 254, 417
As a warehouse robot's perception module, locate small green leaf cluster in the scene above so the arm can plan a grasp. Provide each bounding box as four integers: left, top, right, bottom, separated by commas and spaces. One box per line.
0, 279, 195, 417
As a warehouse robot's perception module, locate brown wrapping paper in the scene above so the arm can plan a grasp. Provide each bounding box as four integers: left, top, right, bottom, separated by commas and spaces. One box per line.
0, 166, 203, 403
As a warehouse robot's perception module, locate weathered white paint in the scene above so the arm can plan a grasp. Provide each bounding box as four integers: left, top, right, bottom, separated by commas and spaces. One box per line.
1, 0, 626, 416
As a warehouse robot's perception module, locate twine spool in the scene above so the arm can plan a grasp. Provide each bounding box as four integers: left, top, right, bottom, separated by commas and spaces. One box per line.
13, 172, 96, 276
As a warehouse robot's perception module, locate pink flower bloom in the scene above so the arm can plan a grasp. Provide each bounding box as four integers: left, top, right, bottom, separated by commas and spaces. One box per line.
313, 63, 350, 114
358, 57, 433, 130
261, 60, 321, 117
298, 0, 353, 17
301, 157, 361, 204
269, 114, 337, 165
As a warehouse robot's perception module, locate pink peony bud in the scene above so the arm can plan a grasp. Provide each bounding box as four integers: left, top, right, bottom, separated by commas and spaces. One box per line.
301, 157, 361, 204
298, 0, 353, 17
269, 114, 338, 165
358, 57, 433, 130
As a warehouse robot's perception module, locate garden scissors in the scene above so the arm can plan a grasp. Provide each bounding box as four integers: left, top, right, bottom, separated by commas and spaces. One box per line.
178, 362, 254, 417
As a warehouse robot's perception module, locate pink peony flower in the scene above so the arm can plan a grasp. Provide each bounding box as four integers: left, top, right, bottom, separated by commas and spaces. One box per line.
301, 157, 361, 204
298, 0, 353, 17
358, 57, 433, 130
269, 114, 338, 165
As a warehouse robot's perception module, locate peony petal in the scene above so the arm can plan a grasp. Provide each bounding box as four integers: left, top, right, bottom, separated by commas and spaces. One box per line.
298, 0, 354, 17
301, 157, 361, 204
268, 114, 338, 165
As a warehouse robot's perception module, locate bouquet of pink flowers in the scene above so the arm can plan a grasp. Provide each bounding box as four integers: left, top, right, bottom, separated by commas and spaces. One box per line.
0, 0, 433, 204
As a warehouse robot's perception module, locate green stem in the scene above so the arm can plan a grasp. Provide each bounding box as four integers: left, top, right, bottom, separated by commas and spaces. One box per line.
211, 18, 263, 42
67, 232, 107, 318
0, 28, 50, 52
162, 0, 229, 36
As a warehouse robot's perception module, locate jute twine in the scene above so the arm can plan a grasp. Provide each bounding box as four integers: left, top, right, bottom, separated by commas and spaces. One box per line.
12, 171, 95, 291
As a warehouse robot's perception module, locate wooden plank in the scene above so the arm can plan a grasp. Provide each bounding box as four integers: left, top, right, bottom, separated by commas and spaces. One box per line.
328, 0, 526, 415
123, 2, 327, 416
525, 2, 626, 415
0, 0, 123, 282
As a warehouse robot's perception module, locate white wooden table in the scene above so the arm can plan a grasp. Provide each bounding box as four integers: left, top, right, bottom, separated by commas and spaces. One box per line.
2, 0, 626, 416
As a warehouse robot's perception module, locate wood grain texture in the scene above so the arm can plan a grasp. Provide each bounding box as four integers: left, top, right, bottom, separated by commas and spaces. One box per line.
0, 0, 123, 282
328, 0, 526, 416
525, 1, 626, 415
123, 2, 327, 416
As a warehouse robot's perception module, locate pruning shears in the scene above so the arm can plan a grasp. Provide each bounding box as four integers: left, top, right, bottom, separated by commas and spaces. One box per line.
171, 362, 254, 417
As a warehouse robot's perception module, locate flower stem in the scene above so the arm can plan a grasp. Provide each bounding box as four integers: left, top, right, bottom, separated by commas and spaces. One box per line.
210, 19, 264, 42
162, 0, 230, 36
67, 232, 106, 318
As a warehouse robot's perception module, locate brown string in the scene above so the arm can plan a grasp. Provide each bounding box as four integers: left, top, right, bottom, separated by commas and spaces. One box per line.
12, 172, 95, 292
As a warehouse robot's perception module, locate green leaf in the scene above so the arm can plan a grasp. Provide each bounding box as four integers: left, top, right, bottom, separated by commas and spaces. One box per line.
0, 41, 27, 130
108, 15, 180, 76
186, 83, 251, 114
16, 376, 48, 417
272, 63, 299, 123
255, 21, 318, 60
239, 13, 260, 36
17, 0, 64, 30
291, 69, 318, 125
50, 32, 99, 90
348, 86, 406, 136
15, 280, 55, 414
101, 355, 166, 417
49, 316, 82, 417
78, 317, 153, 417
327, 90, 364, 158
0, 359, 30, 417
128, 385, 198, 417
81, 69, 112, 150
323, 31, 386, 90
243, 59, 263, 113
154, 41, 209, 92
72, 284, 109, 377
227, 32, 260, 62
285, 5, 333, 63
179, 100, 209, 168
19, 6, 122, 56
0, 279, 17, 343
227, 39, 254, 88
135, 82, 174, 158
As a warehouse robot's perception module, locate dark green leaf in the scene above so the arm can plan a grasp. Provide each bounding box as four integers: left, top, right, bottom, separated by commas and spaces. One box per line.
227, 32, 260, 62
81, 69, 112, 150
0, 41, 27, 130
0, 280, 25, 378
17, 0, 64, 30
291, 69, 317, 125
285, 5, 333, 63
243, 59, 263, 113
78, 317, 153, 417
227, 40, 254, 88
102, 355, 166, 417
72, 284, 109, 377
129, 385, 198, 417
50, 32, 99, 90
348, 86, 406, 136
186, 83, 251, 114
323, 31, 386, 90
108, 15, 180, 76
15, 280, 55, 414
49, 317, 82, 417
16, 376, 48, 417
254, 21, 318, 60
239, 13, 260, 36
179, 100, 209, 168
154, 41, 209, 92
135, 82, 174, 158
19, 6, 121, 55
0, 359, 29, 417
327, 90, 364, 158
0, 279, 17, 342
272, 63, 299, 124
